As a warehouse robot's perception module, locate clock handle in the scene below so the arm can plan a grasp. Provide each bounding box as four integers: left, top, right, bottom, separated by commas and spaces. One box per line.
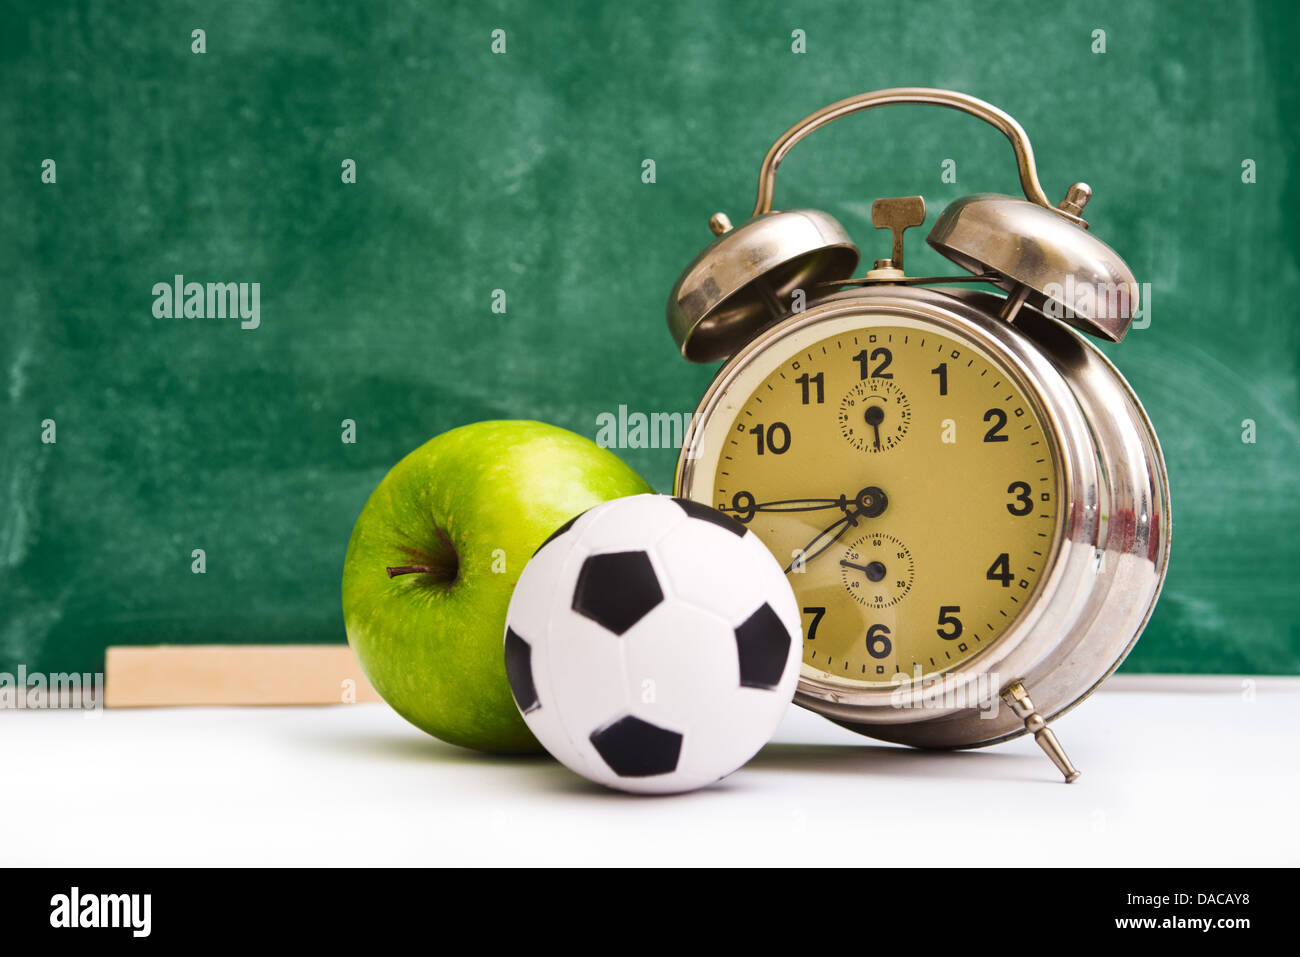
750, 87, 1084, 225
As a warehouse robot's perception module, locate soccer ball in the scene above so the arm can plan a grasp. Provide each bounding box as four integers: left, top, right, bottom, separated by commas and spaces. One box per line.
503, 493, 800, 794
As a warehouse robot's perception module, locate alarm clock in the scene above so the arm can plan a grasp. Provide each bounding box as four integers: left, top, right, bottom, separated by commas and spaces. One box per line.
668, 88, 1171, 782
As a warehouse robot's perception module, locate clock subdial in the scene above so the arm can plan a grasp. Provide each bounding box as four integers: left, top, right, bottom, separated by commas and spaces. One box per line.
840, 379, 911, 452
839, 532, 914, 609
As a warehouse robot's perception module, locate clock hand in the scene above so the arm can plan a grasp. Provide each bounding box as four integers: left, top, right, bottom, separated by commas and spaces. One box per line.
725, 485, 889, 517
748, 496, 847, 512
785, 511, 860, 573
782, 486, 890, 574
840, 558, 887, 582
719, 495, 850, 521
738, 495, 850, 514
864, 404, 885, 450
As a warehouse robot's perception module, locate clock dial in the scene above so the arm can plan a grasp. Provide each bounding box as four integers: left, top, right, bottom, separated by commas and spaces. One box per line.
709, 321, 1060, 686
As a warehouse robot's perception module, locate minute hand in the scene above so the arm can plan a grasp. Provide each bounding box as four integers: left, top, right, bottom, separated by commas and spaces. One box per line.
783, 511, 861, 574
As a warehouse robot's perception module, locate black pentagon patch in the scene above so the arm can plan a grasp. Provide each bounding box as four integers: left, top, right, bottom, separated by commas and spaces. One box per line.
533, 508, 589, 557
672, 497, 747, 538
589, 715, 683, 777
734, 603, 791, 690
503, 628, 540, 714
572, 551, 663, 635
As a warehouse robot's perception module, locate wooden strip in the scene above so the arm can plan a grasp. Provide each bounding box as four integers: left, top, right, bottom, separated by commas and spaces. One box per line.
105, 645, 382, 707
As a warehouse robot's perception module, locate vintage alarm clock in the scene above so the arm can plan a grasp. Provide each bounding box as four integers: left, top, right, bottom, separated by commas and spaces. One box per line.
668, 88, 1171, 782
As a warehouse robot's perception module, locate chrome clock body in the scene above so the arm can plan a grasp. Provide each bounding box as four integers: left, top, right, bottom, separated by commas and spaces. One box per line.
665, 88, 1172, 780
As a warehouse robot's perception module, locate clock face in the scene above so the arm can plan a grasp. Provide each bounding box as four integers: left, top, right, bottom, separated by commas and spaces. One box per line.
700, 314, 1061, 687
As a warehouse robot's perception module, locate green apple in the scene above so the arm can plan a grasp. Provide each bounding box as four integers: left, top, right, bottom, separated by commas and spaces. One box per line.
342, 420, 653, 753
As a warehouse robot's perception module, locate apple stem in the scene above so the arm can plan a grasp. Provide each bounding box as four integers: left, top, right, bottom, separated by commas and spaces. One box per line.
387, 565, 435, 578
387, 523, 460, 585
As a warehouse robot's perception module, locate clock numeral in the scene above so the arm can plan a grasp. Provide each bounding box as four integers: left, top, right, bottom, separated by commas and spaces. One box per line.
795, 371, 824, 404
749, 422, 791, 455
728, 490, 757, 523
937, 605, 963, 640
931, 362, 948, 395
802, 606, 826, 642
1006, 481, 1033, 516
983, 408, 1009, 442
865, 623, 892, 659
986, 553, 1013, 587
853, 347, 893, 379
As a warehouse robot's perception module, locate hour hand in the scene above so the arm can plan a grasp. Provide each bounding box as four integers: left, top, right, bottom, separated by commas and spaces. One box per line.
722, 490, 874, 519
730, 487, 885, 519
739, 496, 849, 514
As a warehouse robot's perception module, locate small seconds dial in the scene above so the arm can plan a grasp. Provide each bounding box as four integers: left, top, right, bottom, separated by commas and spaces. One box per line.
840, 379, 910, 452
709, 320, 1060, 685
840, 532, 914, 609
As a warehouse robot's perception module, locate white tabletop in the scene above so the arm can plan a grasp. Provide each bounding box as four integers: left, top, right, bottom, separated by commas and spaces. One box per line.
5, 676, 1297, 867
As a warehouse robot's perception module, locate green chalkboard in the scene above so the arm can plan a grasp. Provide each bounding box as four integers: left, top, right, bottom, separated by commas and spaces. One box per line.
2, 0, 1297, 676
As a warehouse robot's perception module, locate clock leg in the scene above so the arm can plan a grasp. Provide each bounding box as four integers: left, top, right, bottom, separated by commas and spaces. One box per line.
1001, 680, 1082, 783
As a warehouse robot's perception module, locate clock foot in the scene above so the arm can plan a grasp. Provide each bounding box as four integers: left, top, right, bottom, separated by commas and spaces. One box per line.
1001, 680, 1081, 783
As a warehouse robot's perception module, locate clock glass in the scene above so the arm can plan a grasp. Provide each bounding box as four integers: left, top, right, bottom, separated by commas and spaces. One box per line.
707, 316, 1062, 687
